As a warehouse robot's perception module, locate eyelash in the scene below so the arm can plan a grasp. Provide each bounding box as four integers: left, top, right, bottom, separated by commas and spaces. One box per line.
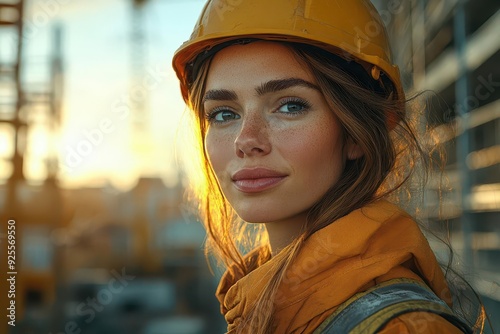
204, 97, 312, 124
205, 106, 236, 124
276, 97, 311, 115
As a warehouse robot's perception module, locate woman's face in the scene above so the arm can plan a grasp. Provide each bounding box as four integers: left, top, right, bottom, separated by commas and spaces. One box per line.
204, 41, 359, 226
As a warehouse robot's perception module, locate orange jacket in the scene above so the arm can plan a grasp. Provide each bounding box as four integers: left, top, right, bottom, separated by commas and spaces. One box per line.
216, 200, 465, 333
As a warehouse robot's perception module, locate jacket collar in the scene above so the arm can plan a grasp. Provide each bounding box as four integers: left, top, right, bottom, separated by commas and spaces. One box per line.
216, 200, 452, 333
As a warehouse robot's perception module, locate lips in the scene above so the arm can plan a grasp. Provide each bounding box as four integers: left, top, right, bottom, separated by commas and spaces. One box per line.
231, 168, 287, 193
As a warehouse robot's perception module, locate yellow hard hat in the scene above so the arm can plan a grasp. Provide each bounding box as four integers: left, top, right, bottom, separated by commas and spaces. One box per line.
173, 0, 404, 116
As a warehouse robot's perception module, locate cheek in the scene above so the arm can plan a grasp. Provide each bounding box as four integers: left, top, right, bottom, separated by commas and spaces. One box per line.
278, 122, 344, 170
205, 131, 233, 175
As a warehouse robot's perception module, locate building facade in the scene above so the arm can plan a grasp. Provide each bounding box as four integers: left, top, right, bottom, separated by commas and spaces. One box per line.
372, 0, 500, 331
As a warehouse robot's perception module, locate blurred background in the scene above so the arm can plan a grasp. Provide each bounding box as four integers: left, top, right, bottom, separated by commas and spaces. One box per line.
0, 0, 498, 333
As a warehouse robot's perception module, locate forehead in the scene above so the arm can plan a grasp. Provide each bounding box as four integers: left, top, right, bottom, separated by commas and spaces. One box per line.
206, 41, 316, 89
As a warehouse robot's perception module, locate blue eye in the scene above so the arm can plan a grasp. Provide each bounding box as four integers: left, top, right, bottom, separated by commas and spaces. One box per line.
277, 98, 310, 114
206, 108, 240, 124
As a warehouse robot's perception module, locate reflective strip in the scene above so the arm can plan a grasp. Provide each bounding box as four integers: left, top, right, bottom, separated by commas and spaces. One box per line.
315, 278, 472, 334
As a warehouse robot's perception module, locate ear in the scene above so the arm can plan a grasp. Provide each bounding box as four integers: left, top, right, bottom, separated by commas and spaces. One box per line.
345, 137, 364, 160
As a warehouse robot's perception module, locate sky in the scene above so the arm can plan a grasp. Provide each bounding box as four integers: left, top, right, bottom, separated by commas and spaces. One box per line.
1, 0, 207, 190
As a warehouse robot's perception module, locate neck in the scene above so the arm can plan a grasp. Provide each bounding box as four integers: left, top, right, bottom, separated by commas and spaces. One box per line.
265, 212, 307, 256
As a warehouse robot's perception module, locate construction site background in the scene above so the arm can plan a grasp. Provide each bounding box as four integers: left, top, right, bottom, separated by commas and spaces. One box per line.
0, 0, 499, 333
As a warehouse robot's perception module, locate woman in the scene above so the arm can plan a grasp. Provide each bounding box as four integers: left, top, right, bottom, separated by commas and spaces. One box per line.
172, 1, 484, 333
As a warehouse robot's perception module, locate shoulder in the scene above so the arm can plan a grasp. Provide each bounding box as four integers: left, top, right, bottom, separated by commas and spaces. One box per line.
313, 279, 472, 334
378, 312, 466, 334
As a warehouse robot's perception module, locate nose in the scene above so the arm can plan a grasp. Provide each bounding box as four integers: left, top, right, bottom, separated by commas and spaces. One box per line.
234, 113, 271, 158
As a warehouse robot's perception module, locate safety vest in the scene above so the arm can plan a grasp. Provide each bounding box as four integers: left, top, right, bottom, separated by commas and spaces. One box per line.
314, 278, 473, 334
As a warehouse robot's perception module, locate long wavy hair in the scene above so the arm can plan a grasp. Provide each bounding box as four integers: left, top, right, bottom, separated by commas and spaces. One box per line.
184, 41, 486, 333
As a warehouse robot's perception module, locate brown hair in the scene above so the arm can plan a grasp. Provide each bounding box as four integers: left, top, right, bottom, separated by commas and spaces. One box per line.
185, 41, 485, 333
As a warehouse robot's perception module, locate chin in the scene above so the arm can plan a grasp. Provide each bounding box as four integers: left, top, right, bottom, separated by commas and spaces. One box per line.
236, 214, 266, 224
235, 210, 273, 224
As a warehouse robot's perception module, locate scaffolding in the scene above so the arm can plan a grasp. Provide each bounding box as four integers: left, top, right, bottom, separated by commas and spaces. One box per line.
374, 0, 500, 331
0, 2, 26, 331
0, 0, 64, 332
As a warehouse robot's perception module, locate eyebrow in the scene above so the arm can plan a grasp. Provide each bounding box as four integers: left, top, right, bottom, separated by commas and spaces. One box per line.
203, 89, 237, 103
256, 78, 320, 95
203, 78, 320, 103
